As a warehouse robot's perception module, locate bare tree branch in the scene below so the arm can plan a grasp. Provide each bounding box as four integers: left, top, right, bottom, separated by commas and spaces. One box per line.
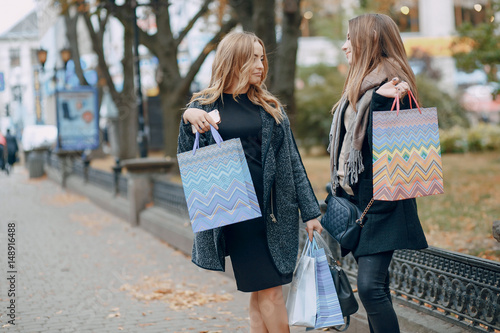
175, 0, 213, 48
110, 2, 161, 57
177, 16, 238, 96
82, 11, 117, 97
64, 11, 89, 86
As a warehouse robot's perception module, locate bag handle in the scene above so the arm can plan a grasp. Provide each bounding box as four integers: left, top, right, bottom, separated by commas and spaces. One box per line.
390, 89, 422, 116
192, 125, 223, 155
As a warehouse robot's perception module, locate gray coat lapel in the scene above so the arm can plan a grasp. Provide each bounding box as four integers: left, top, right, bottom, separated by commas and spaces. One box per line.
260, 108, 284, 214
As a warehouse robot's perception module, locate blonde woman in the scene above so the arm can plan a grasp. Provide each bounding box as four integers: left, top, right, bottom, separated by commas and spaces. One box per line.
328, 14, 428, 333
177, 31, 323, 332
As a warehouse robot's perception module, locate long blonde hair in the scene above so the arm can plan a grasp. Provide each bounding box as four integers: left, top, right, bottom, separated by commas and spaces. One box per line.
335, 13, 418, 112
189, 31, 284, 123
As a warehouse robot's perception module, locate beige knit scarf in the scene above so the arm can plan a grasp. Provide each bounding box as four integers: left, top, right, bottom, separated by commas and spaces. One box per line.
328, 60, 399, 191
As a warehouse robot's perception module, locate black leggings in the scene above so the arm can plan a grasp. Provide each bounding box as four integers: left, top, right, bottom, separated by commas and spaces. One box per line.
357, 251, 400, 333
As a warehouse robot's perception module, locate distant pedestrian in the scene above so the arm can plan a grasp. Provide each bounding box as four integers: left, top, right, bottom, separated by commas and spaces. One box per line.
0, 132, 6, 172
177, 31, 323, 332
327, 14, 428, 333
5, 129, 18, 169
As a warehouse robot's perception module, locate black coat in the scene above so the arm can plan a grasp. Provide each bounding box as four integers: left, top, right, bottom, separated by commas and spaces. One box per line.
5, 133, 18, 165
336, 89, 428, 258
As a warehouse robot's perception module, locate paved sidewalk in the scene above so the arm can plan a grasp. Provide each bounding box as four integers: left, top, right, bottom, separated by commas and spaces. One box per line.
1, 168, 297, 332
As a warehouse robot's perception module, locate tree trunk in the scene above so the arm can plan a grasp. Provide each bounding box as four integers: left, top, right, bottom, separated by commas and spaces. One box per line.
229, 0, 254, 30
116, 101, 138, 160
253, 0, 277, 90
274, 0, 302, 122
229, 0, 301, 118
159, 84, 186, 158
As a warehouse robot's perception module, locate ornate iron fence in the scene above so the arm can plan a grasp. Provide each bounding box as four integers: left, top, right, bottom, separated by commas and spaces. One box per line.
72, 159, 114, 191
152, 180, 189, 218
338, 247, 500, 332
47, 154, 128, 197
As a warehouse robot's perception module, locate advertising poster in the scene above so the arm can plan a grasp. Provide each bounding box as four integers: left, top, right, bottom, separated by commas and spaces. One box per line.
56, 87, 99, 151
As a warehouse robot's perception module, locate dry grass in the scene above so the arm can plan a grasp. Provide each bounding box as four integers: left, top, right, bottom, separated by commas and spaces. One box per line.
302, 152, 500, 261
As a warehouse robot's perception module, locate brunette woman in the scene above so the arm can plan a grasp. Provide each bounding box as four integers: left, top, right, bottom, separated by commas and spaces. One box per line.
328, 14, 428, 333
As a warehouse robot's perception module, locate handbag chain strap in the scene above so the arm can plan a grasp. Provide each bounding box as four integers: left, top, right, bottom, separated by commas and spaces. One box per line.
356, 198, 374, 227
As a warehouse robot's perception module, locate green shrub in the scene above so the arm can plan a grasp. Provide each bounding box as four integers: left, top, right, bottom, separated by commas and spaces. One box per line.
440, 124, 500, 153
440, 126, 468, 153
294, 65, 346, 148
415, 75, 470, 129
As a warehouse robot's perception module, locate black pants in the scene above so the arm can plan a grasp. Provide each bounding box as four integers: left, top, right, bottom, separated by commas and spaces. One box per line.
357, 251, 400, 333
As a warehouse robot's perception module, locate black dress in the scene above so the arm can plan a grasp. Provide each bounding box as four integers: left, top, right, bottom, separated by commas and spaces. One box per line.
218, 93, 292, 292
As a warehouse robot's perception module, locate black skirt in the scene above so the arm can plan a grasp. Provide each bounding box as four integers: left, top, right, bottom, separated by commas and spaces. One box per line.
224, 217, 292, 292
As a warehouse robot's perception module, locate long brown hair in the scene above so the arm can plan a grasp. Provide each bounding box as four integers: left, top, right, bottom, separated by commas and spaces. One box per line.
189, 31, 284, 123
336, 13, 418, 112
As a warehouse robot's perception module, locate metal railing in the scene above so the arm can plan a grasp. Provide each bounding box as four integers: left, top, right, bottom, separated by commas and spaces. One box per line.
338, 246, 500, 332
46, 153, 128, 197
152, 180, 188, 218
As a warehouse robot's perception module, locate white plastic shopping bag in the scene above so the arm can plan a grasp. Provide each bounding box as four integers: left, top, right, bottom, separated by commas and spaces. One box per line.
286, 239, 317, 327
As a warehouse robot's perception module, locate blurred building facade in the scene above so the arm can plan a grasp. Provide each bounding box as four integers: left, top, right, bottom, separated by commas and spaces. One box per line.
0, 11, 39, 136
297, 0, 498, 94
1, 0, 497, 137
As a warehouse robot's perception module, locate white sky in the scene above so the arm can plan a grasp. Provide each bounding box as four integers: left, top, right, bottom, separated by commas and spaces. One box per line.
0, 0, 37, 35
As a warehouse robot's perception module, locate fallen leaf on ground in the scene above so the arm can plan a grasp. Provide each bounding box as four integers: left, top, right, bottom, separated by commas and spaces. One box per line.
120, 274, 233, 310
43, 192, 86, 206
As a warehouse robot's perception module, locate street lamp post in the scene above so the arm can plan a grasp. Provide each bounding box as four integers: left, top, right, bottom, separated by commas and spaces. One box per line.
132, 0, 148, 158
54, 48, 72, 89
35, 48, 48, 124
52, 48, 72, 130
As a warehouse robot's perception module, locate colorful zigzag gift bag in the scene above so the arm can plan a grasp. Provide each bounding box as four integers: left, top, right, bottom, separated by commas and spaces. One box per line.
177, 126, 262, 233
372, 90, 444, 201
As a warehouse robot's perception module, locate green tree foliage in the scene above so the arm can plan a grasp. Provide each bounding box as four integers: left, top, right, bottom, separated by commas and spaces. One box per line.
294, 65, 470, 149
294, 65, 346, 148
452, 0, 500, 84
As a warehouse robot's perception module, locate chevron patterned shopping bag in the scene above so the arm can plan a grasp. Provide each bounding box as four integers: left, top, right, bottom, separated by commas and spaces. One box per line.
177, 126, 262, 233
313, 242, 344, 329
372, 91, 444, 201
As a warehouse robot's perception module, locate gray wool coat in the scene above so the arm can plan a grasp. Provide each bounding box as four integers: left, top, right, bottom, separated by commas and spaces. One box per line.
177, 99, 321, 275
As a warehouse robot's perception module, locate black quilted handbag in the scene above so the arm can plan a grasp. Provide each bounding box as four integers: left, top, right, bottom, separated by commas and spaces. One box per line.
321, 192, 373, 255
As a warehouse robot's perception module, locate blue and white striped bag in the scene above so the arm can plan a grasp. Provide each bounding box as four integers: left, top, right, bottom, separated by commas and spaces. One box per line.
313, 245, 344, 328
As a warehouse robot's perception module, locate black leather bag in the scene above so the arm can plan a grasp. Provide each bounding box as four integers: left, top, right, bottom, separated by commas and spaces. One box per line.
322, 193, 373, 254
329, 264, 359, 331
